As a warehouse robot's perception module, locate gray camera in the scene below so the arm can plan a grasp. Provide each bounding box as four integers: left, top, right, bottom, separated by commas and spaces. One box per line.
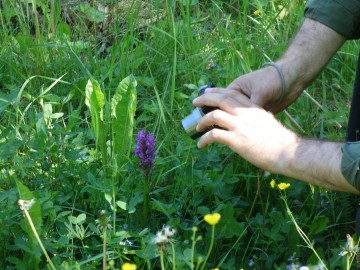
181, 83, 216, 139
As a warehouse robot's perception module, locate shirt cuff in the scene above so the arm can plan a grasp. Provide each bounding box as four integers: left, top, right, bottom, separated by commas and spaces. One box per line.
341, 142, 360, 191
305, 0, 360, 40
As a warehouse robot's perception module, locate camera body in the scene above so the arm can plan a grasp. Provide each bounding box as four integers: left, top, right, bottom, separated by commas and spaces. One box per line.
181, 83, 216, 139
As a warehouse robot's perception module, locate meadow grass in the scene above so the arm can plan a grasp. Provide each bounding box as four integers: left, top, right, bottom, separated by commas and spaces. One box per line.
0, 0, 359, 269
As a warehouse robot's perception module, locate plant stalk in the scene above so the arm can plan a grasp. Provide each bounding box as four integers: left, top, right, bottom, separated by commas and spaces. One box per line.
190, 228, 197, 270
23, 208, 56, 270
31, 0, 40, 41
143, 174, 150, 227
200, 225, 215, 270
103, 228, 107, 270
170, 242, 176, 270
160, 248, 165, 270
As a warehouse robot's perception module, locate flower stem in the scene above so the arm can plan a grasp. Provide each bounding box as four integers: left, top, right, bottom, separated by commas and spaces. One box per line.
190, 228, 197, 270
170, 242, 176, 270
200, 225, 215, 270
160, 248, 165, 270
281, 194, 328, 270
103, 228, 107, 270
143, 175, 150, 227
23, 208, 56, 270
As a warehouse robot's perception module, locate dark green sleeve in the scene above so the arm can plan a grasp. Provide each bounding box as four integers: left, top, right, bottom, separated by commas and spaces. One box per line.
341, 142, 360, 191
305, 0, 360, 40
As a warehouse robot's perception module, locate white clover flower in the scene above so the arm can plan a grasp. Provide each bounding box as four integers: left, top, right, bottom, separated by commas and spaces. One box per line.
163, 226, 176, 238
18, 199, 35, 211
153, 230, 168, 245
152, 225, 177, 247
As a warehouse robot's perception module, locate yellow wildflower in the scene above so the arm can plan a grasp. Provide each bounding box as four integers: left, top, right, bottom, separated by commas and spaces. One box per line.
122, 262, 137, 270
204, 213, 221, 225
270, 179, 276, 188
253, 9, 261, 15
278, 183, 290, 190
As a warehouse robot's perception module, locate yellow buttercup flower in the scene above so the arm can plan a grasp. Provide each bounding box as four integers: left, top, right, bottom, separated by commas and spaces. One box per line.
278, 183, 290, 190
204, 213, 221, 225
253, 9, 261, 15
270, 179, 276, 188
122, 262, 137, 270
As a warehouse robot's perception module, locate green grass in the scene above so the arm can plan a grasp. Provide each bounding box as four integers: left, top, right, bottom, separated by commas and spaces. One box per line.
0, 0, 359, 269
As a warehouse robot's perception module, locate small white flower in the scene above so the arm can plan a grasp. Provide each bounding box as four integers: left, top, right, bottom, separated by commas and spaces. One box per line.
152, 225, 177, 246
154, 230, 168, 245
18, 199, 35, 211
119, 239, 133, 246
163, 226, 176, 238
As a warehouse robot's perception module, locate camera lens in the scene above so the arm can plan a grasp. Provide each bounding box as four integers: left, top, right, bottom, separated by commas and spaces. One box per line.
181, 84, 216, 139
181, 107, 207, 139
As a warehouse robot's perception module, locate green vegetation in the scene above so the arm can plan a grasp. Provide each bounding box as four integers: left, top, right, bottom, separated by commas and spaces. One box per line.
1, 0, 359, 269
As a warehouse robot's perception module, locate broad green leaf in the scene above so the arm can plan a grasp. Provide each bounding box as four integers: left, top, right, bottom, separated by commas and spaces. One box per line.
68, 216, 78, 224
111, 75, 137, 170
116, 200, 128, 211
128, 192, 143, 214
15, 180, 42, 235
77, 2, 106, 23
135, 243, 158, 260
15, 180, 42, 268
85, 78, 108, 166
0, 89, 17, 113
105, 193, 115, 211
57, 22, 71, 38
68, 213, 86, 225
308, 216, 329, 236
0, 137, 23, 159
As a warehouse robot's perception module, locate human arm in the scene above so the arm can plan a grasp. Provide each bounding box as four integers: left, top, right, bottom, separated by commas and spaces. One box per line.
192, 90, 360, 194
227, 17, 346, 113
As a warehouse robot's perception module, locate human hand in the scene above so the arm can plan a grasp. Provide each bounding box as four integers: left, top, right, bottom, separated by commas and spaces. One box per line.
192, 88, 299, 173
226, 17, 347, 113
226, 66, 302, 113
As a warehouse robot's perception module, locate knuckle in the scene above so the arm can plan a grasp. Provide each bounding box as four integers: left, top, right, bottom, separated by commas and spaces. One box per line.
211, 110, 222, 120
208, 129, 221, 139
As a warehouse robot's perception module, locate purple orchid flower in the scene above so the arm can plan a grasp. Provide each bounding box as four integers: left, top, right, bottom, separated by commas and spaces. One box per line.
134, 130, 156, 175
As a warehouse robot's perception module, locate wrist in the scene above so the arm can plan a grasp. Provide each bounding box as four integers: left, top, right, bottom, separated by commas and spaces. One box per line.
270, 130, 300, 175
274, 58, 307, 98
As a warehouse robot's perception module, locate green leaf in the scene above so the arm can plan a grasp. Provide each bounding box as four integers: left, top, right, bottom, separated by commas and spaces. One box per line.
68, 213, 87, 225
15, 180, 42, 268
111, 75, 137, 170
128, 192, 143, 214
0, 89, 17, 113
85, 78, 108, 166
105, 193, 115, 210
116, 200, 128, 211
308, 216, 329, 236
15, 180, 42, 235
0, 136, 23, 159
77, 3, 106, 23
135, 243, 158, 260
57, 22, 71, 38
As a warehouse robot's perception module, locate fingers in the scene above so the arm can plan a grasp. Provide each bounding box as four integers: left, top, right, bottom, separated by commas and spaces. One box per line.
193, 89, 257, 115
196, 109, 233, 132
197, 128, 233, 149
195, 109, 246, 150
